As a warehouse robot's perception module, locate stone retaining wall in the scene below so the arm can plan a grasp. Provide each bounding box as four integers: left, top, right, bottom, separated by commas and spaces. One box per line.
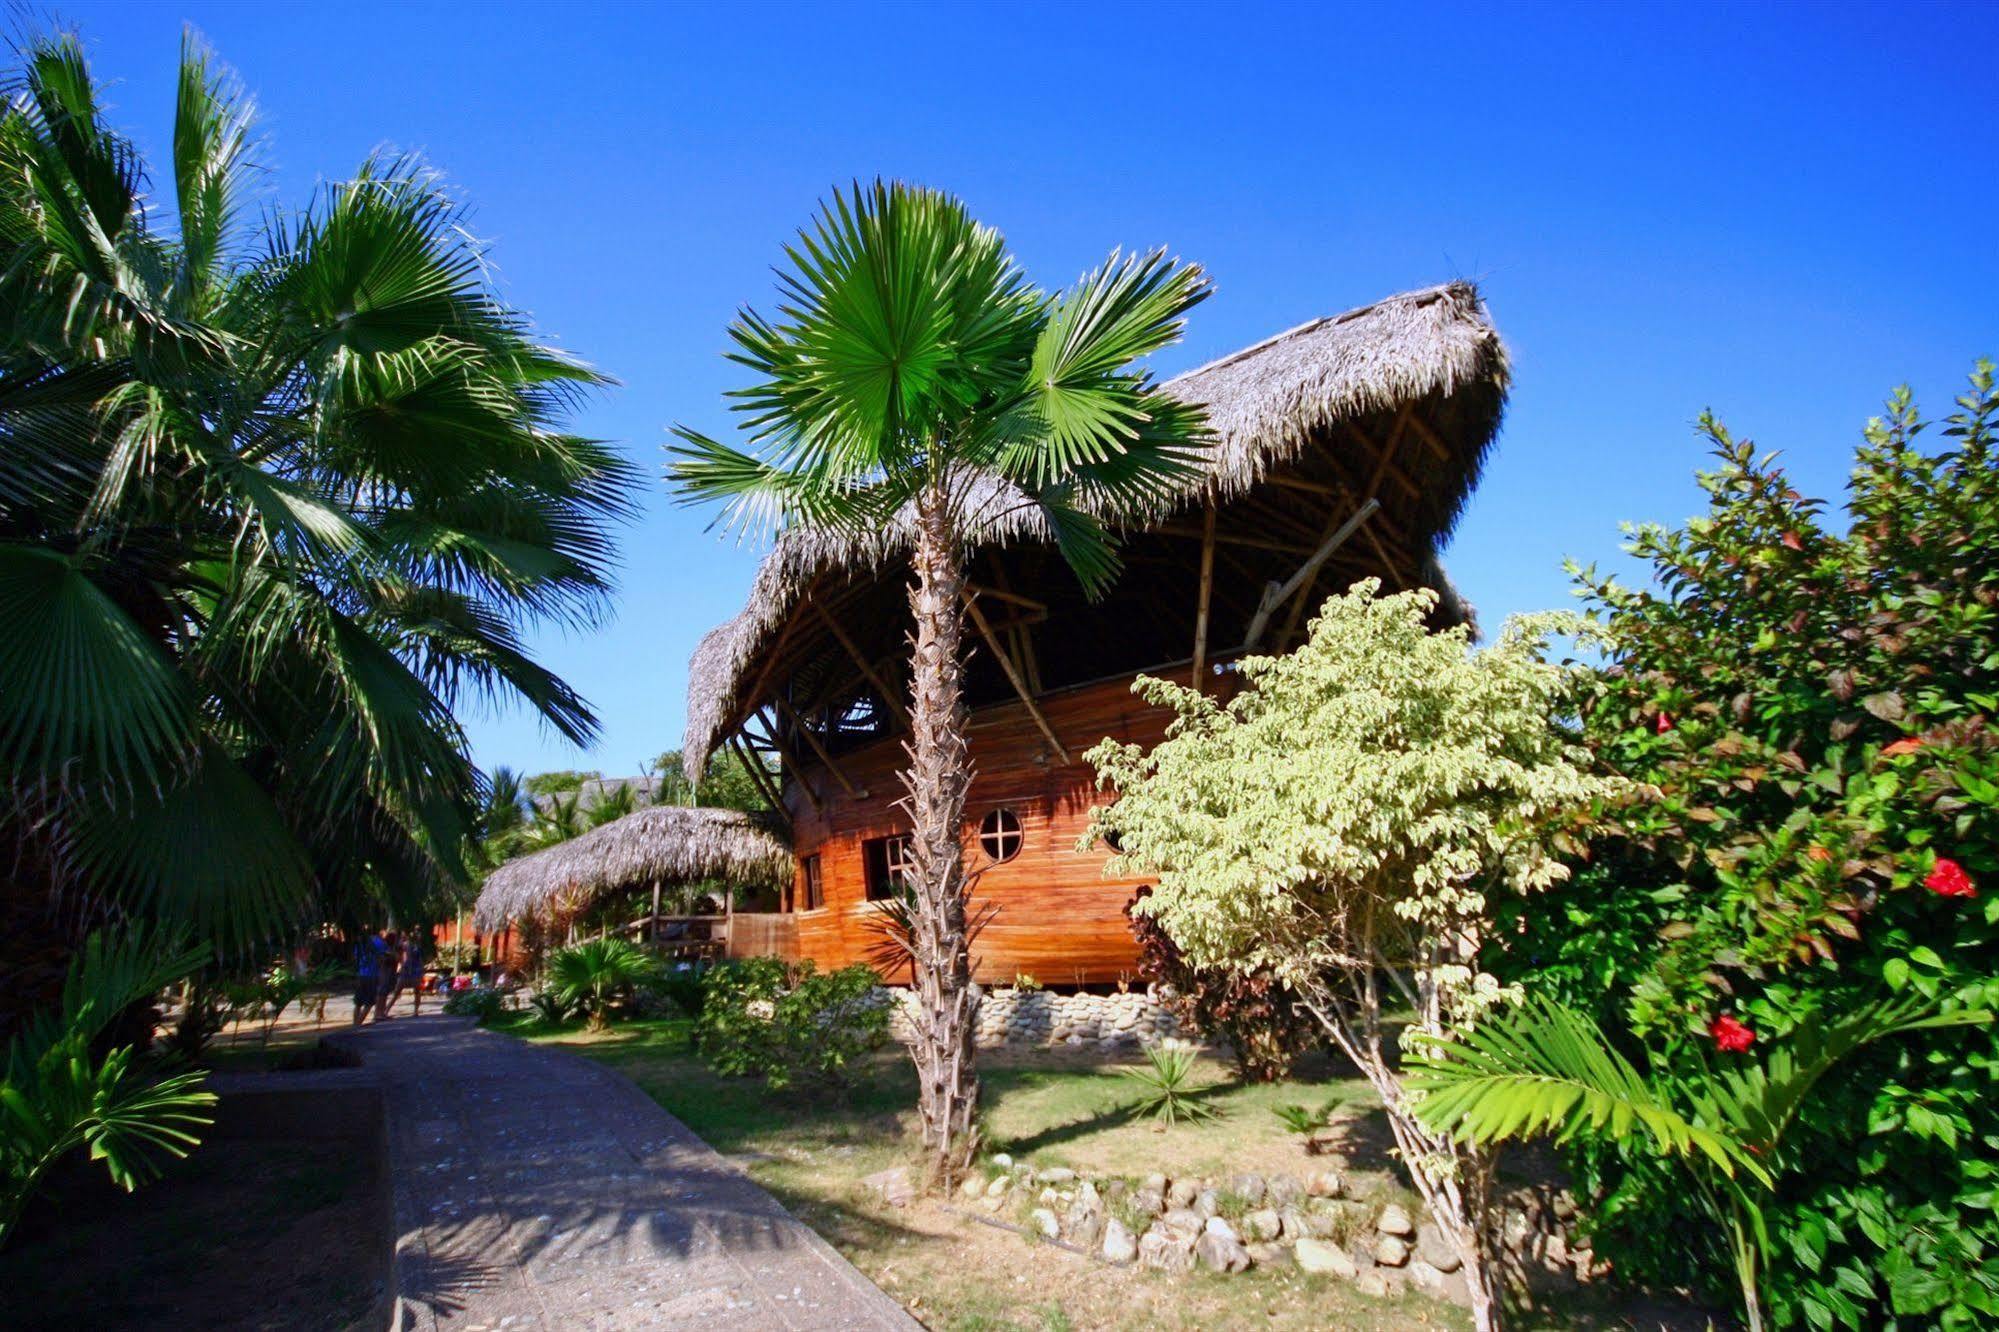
883, 986, 1183, 1052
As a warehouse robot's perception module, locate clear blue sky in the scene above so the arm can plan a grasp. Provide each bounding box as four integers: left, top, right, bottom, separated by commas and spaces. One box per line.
56, 0, 1999, 779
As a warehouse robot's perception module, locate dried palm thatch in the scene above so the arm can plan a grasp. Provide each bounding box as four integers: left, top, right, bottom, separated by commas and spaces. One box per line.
472, 805, 792, 930
684, 281, 1509, 778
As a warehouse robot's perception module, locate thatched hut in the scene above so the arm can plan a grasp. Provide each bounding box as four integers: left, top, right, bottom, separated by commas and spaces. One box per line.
673, 281, 1511, 984
472, 804, 792, 933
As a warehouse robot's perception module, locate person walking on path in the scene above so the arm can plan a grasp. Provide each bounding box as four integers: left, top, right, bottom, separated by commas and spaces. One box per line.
392, 936, 425, 1015
352, 929, 387, 1027
374, 931, 402, 1021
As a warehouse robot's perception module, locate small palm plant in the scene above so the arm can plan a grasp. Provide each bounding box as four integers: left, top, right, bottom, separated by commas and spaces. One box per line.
1406, 992, 1992, 1332
1, 929, 217, 1247
1123, 1039, 1219, 1127
548, 938, 656, 1032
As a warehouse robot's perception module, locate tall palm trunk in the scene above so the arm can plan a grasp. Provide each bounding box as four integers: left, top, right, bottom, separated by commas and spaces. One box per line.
904, 483, 979, 1184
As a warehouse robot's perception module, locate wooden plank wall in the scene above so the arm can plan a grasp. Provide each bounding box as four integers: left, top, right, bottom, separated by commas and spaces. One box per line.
727, 912, 798, 961
775, 664, 1226, 986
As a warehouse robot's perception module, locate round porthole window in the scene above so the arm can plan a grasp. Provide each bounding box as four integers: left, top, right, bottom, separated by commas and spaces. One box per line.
978, 808, 1023, 863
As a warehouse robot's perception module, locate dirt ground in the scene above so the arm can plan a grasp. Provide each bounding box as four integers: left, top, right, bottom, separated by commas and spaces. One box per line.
0, 1137, 383, 1331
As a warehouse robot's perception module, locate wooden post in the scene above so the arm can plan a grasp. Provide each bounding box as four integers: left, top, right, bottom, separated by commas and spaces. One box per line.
1242, 498, 1382, 651
963, 590, 1070, 764
752, 714, 824, 813
729, 734, 790, 817
650, 881, 662, 945
1191, 500, 1216, 693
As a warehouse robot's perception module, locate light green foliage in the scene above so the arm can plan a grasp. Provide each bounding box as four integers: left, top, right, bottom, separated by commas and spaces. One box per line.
441, 985, 512, 1025
694, 958, 890, 1093
1121, 1039, 1219, 1126
1087, 580, 1625, 1031
1086, 581, 1627, 1325
523, 771, 602, 799
1, 929, 216, 1245
548, 938, 658, 1031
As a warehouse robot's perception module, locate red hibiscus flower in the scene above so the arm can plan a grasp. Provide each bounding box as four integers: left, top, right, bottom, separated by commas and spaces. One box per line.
1710, 1014, 1755, 1053
1655, 712, 1674, 734
1925, 858, 1977, 899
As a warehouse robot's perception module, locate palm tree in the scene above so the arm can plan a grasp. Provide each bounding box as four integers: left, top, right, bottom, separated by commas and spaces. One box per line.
0, 32, 634, 959
548, 937, 656, 1032
671, 181, 1210, 1182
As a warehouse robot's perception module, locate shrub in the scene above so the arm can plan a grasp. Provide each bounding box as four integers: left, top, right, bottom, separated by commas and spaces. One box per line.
645, 967, 707, 1019
1495, 370, 1999, 1329
1127, 888, 1314, 1081
1121, 1039, 1217, 1126
547, 938, 656, 1031
442, 985, 511, 1025
527, 990, 577, 1026
695, 958, 889, 1092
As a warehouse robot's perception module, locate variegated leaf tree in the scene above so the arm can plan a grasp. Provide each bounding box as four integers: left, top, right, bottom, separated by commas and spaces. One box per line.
1085, 583, 1630, 1331
670, 181, 1210, 1184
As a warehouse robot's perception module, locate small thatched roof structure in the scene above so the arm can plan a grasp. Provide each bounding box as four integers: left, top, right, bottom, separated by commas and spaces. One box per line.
472, 805, 792, 930
685, 281, 1509, 780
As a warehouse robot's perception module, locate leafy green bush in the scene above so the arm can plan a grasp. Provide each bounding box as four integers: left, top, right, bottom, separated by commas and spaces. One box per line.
547, 938, 656, 1031
527, 990, 577, 1026
694, 958, 889, 1092
1127, 888, 1314, 1081
442, 985, 511, 1025
645, 968, 707, 1019
1497, 369, 1999, 1329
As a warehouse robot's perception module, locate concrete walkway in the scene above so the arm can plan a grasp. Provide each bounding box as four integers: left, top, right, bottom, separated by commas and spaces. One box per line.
333, 1015, 918, 1331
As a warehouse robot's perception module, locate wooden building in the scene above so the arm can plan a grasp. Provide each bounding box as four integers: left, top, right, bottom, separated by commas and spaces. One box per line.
670, 282, 1511, 986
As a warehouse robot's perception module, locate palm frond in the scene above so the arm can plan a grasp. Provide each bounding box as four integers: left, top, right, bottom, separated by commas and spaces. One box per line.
1406, 994, 1767, 1182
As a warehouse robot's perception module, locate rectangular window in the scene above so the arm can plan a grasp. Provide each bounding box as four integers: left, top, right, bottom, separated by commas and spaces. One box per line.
862, 835, 914, 901
799, 854, 823, 911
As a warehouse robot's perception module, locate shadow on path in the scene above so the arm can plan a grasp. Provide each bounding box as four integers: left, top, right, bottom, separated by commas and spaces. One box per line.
334, 1015, 917, 1331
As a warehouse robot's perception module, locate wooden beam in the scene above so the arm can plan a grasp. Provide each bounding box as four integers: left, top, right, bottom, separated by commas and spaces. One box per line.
1191, 500, 1216, 694
1404, 408, 1454, 464
962, 591, 1070, 764
963, 583, 1046, 613
750, 714, 822, 814
771, 693, 864, 799
1364, 405, 1414, 499
1156, 524, 1320, 556
1241, 498, 1381, 651
727, 733, 790, 820
984, 556, 1042, 696
1277, 486, 1385, 650
810, 600, 909, 728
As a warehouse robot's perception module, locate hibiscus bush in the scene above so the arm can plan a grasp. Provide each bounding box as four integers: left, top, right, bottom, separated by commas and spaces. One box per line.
1495, 366, 1999, 1328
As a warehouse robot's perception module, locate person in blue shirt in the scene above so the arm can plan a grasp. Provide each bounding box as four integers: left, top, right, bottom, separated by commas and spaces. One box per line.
353, 930, 387, 1026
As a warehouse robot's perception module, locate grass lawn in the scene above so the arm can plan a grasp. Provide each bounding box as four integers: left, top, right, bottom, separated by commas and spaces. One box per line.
509, 1014, 1468, 1332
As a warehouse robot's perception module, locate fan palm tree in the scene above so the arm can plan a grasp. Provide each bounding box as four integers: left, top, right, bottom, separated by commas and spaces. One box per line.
670, 180, 1211, 1182
548, 937, 656, 1032
1407, 993, 1991, 1331
0, 32, 634, 955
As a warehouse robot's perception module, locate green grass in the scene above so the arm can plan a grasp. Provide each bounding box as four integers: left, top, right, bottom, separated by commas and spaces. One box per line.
513, 1017, 1472, 1332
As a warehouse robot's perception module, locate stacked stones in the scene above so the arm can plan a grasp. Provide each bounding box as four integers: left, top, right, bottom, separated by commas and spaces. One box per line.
884, 987, 1182, 1052
958, 1157, 1488, 1308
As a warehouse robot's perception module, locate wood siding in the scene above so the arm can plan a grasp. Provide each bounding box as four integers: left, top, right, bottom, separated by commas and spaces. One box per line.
774, 663, 1226, 985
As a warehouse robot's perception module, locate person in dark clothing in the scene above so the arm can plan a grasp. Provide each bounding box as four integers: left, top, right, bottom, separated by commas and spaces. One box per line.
353, 930, 387, 1026
374, 931, 401, 1020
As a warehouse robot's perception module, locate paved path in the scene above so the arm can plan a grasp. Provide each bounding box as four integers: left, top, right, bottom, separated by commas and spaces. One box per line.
334, 1015, 918, 1332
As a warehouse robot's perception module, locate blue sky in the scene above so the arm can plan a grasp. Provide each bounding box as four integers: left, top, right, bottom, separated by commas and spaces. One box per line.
56, 0, 1999, 778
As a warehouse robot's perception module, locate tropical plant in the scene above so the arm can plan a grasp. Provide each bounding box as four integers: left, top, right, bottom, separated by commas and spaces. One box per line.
1497, 371, 1999, 1328
1085, 582, 1629, 1331
527, 988, 577, 1026
585, 780, 639, 828
522, 770, 601, 799
0, 31, 633, 962
441, 984, 511, 1025
1, 928, 216, 1247
1122, 1039, 1217, 1126
547, 937, 656, 1031
671, 180, 1212, 1183
695, 957, 890, 1092
650, 747, 776, 812
862, 887, 998, 986
1409, 994, 1991, 1331
1127, 886, 1315, 1082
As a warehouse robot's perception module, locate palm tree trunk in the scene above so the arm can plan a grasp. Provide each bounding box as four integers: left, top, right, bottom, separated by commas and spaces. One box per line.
904, 483, 980, 1185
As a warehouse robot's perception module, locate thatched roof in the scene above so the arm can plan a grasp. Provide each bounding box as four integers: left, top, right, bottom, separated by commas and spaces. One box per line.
472, 805, 792, 930
685, 281, 1509, 780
